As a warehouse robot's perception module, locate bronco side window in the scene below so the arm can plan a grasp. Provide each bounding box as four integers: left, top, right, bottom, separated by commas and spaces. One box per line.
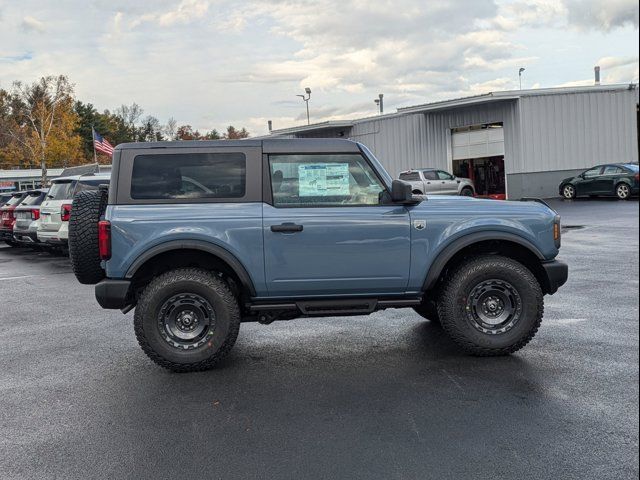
130, 153, 246, 200
268, 154, 386, 207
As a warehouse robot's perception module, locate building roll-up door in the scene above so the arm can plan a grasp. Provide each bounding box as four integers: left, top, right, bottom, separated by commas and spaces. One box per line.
452, 126, 505, 160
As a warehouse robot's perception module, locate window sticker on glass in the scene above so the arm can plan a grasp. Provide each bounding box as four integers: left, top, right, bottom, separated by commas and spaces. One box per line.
298, 163, 350, 197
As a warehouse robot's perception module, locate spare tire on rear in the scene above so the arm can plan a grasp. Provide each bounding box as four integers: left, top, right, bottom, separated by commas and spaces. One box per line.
69, 189, 108, 285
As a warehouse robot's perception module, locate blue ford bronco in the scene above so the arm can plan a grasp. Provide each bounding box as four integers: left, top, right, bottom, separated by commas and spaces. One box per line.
68, 138, 568, 372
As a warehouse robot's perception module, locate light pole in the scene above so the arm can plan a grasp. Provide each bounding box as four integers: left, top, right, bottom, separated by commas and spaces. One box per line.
374, 93, 384, 114
518, 67, 525, 90
297, 87, 311, 125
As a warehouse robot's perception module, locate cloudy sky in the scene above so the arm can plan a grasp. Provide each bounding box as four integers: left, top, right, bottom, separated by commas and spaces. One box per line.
0, 0, 638, 135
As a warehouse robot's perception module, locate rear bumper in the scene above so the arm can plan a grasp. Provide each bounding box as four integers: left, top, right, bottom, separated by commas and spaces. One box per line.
36, 228, 68, 245
13, 230, 39, 244
0, 227, 14, 241
541, 260, 568, 295
95, 279, 132, 309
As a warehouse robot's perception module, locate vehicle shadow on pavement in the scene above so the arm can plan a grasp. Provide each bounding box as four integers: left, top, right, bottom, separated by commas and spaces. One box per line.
0, 245, 71, 275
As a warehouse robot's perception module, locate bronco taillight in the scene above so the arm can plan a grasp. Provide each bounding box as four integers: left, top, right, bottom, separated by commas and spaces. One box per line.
61, 204, 72, 221
98, 220, 111, 260
31, 209, 40, 221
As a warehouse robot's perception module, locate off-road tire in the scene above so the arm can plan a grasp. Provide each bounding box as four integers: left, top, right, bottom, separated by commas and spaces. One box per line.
437, 255, 544, 356
68, 189, 108, 284
413, 300, 440, 325
460, 187, 474, 197
615, 182, 631, 200
134, 268, 241, 372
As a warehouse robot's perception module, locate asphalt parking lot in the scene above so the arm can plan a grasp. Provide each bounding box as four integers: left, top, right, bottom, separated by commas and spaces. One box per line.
0, 198, 638, 480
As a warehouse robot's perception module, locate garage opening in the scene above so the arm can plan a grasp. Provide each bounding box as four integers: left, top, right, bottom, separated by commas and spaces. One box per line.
451, 123, 507, 200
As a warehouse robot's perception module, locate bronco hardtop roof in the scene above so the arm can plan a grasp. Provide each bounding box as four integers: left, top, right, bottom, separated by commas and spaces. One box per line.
51, 173, 112, 183
115, 138, 361, 153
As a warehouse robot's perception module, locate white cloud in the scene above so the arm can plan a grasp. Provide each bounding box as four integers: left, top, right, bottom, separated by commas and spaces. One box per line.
565, 0, 639, 31
492, 0, 638, 31
597, 55, 638, 69
0, 0, 638, 135
130, 0, 210, 28
21, 15, 45, 32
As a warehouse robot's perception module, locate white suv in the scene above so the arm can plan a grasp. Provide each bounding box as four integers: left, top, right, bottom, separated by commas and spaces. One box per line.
37, 174, 111, 250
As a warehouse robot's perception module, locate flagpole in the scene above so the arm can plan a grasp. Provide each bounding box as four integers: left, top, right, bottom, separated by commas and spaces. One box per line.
91, 126, 98, 164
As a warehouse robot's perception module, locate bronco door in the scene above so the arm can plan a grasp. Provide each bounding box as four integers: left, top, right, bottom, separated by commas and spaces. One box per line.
263, 152, 411, 296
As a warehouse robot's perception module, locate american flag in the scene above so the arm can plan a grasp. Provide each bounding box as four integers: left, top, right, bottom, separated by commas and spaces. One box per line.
92, 128, 114, 156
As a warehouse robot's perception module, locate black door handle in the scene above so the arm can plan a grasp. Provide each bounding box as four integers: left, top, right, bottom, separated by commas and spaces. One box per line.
271, 223, 303, 233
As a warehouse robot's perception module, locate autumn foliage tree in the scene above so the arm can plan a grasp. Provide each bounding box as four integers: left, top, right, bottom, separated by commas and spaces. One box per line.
0, 75, 83, 184
1, 74, 251, 179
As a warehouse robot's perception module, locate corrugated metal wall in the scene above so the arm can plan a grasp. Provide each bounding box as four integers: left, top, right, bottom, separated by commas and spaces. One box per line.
349, 114, 430, 176
347, 101, 521, 177
518, 89, 639, 172
424, 101, 521, 174
277, 87, 639, 197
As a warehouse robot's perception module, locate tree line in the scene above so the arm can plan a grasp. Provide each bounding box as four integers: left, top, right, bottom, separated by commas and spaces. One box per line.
0, 75, 250, 182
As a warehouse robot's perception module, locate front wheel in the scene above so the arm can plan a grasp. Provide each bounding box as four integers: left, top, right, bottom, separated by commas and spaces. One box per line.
134, 268, 241, 372
562, 184, 576, 200
460, 187, 474, 197
437, 255, 543, 356
616, 183, 631, 200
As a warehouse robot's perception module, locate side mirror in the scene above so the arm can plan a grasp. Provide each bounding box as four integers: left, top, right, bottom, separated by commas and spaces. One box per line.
391, 180, 420, 204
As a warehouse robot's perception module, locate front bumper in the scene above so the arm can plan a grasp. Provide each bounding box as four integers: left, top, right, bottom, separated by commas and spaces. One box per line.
541, 260, 568, 295
95, 279, 132, 309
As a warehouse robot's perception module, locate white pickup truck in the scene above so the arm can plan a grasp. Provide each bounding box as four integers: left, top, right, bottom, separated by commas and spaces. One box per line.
399, 168, 475, 196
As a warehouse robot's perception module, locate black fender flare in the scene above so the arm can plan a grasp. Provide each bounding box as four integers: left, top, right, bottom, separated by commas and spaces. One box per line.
125, 240, 257, 296
422, 231, 545, 291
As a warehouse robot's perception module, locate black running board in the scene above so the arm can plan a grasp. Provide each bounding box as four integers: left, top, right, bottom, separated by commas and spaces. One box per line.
248, 297, 421, 317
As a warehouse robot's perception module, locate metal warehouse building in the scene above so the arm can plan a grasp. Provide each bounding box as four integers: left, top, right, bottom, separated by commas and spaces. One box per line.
269, 84, 639, 199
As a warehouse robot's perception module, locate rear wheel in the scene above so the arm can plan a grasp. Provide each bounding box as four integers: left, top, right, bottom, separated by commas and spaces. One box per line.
68, 189, 108, 284
437, 255, 543, 356
616, 183, 631, 200
562, 184, 576, 199
134, 268, 241, 372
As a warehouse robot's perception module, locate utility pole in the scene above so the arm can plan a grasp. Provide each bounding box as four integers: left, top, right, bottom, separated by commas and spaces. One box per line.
297, 87, 312, 125
518, 68, 525, 90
